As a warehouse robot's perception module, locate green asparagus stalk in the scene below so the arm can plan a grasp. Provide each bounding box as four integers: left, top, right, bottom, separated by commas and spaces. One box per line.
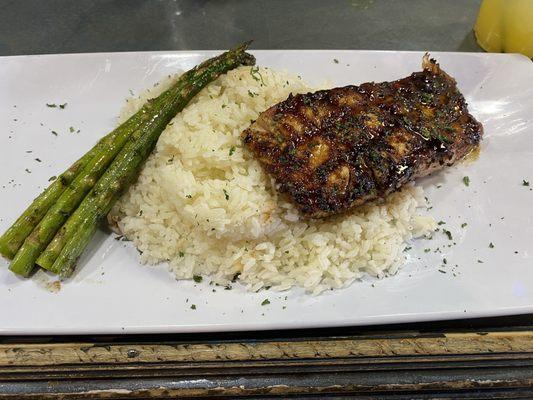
8, 43, 253, 277
0, 118, 136, 260
43, 44, 255, 277
0, 151, 91, 259
32, 86, 179, 272
7, 78, 182, 277
0, 76, 183, 263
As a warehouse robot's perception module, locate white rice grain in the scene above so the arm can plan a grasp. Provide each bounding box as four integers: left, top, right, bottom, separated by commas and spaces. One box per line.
110, 66, 436, 294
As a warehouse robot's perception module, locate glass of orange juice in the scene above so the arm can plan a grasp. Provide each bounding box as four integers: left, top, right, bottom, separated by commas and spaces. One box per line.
474, 0, 533, 57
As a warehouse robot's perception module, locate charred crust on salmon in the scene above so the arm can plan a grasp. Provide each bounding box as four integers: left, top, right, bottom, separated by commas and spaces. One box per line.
242, 56, 483, 218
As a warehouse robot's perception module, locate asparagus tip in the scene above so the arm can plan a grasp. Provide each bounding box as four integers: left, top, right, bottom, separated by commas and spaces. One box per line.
231, 41, 256, 66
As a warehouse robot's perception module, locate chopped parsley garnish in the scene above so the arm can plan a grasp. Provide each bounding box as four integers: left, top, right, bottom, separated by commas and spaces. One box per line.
369, 150, 380, 162
250, 66, 265, 86
436, 122, 454, 132
432, 130, 452, 144
443, 229, 453, 240
438, 269, 446, 274
443, 258, 447, 264
48, 175, 57, 182
420, 92, 434, 104
229, 146, 236, 156
523, 180, 530, 186
437, 221, 446, 225
302, 96, 312, 106
178, 251, 185, 257
461, 222, 467, 228
489, 242, 495, 249
333, 58, 339, 64
261, 299, 270, 306
190, 304, 196, 310
477, 259, 484, 263
247, 90, 257, 97
59, 103, 67, 109
69, 126, 75, 133
223, 189, 229, 200
193, 275, 202, 283
51, 130, 58, 136
424, 248, 431, 253
221, 104, 227, 108
462, 176, 470, 187
46, 103, 57, 108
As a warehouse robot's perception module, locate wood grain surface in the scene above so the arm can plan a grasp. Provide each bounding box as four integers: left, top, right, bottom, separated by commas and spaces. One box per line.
1, 327, 532, 398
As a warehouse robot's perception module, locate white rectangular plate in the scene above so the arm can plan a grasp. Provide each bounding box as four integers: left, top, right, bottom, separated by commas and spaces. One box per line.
1, 50, 532, 335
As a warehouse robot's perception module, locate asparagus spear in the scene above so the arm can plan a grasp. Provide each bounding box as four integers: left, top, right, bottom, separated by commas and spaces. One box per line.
0, 152, 91, 260
0, 117, 137, 260
0, 75, 181, 263
8, 43, 253, 277
42, 44, 255, 277
7, 78, 181, 277
32, 86, 178, 272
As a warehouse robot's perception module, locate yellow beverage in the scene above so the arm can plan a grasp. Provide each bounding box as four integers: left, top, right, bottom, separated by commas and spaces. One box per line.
474, 0, 533, 57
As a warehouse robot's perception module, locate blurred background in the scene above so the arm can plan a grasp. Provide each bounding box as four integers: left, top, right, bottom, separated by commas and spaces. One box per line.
0, 0, 485, 55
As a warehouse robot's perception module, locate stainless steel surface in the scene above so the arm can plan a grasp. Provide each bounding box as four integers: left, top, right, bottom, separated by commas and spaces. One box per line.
0, 0, 483, 55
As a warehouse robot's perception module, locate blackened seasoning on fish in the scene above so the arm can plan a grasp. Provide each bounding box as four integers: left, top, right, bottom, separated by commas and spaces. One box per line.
242, 55, 482, 218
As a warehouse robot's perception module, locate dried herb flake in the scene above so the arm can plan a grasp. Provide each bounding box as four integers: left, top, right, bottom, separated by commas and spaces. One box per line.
250, 66, 265, 86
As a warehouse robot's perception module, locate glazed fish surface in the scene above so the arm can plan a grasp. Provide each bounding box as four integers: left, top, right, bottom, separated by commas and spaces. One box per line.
242, 55, 483, 218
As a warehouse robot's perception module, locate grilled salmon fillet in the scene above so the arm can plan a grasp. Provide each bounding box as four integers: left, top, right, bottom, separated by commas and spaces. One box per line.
242, 55, 483, 218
